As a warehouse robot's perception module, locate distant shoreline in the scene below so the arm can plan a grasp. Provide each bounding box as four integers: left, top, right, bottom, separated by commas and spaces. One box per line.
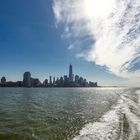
0, 86, 128, 88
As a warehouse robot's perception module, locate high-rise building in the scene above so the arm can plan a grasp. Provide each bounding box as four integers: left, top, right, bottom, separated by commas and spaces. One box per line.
23, 72, 31, 87
60, 77, 64, 83
43, 79, 48, 86
64, 75, 68, 82
53, 77, 55, 85
49, 76, 52, 85
31, 78, 41, 87
1, 76, 6, 85
79, 77, 84, 86
69, 64, 73, 82
75, 75, 79, 84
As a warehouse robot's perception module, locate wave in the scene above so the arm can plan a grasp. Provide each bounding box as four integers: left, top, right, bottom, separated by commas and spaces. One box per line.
73, 90, 140, 140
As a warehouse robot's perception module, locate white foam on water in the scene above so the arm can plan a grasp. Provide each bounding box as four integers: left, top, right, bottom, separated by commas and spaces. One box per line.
136, 90, 140, 106
136, 90, 140, 94
73, 90, 140, 140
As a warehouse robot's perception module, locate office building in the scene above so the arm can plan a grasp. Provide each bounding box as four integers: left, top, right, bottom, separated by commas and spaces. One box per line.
49, 76, 52, 85
69, 64, 73, 82
23, 72, 31, 87
1, 76, 6, 84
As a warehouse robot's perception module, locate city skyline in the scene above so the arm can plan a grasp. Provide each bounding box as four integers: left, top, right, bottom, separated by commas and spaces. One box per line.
0, 64, 97, 87
0, 0, 140, 86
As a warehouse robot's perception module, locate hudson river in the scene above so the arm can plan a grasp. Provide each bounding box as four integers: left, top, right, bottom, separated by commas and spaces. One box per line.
0, 88, 140, 140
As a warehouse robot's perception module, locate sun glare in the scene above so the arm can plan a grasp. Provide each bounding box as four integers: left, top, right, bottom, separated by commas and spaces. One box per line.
83, 0, 115, 19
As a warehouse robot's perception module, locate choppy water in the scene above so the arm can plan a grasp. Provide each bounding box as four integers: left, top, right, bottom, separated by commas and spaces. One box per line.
0, 88, 140, 140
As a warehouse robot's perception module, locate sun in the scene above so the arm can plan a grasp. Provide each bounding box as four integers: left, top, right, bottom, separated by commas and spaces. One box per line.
83, 0, 115, 19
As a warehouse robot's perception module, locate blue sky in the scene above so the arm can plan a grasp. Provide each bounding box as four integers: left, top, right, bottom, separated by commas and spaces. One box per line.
0, 0, 139, 86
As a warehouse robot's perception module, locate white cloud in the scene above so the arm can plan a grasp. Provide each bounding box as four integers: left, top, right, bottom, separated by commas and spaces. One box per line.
53, 0, 140, 84
68, 44, 75, 50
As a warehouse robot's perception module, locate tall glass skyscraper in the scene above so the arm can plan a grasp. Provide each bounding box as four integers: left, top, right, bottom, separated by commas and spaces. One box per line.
23, 72, 31, 87
69, 64, 73, 82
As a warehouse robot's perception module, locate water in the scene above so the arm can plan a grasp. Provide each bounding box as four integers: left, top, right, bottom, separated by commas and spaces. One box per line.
0, 88, 140, 140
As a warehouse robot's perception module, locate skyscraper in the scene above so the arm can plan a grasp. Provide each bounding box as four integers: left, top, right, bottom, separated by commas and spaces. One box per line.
43, 79, 48, 86
1, 76, 6, 84
23, 72, 31, 87
49, 76, 52, 85
53, 77, 55, 85
75, 75, 79, 84
1, 76, 6, 86
69, 64, 73, 82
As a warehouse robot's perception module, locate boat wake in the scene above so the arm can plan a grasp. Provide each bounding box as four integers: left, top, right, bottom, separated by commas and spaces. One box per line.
73, 90, 140, 140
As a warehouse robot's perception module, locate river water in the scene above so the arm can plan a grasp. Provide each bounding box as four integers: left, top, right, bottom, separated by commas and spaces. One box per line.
0, 87, 140, 140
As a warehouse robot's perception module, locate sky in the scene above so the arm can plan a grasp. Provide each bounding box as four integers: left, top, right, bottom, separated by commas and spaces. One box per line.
0, 0, 140, 86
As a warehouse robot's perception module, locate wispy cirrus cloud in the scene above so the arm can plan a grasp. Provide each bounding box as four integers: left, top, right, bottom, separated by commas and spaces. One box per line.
53, 0, 140, 83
